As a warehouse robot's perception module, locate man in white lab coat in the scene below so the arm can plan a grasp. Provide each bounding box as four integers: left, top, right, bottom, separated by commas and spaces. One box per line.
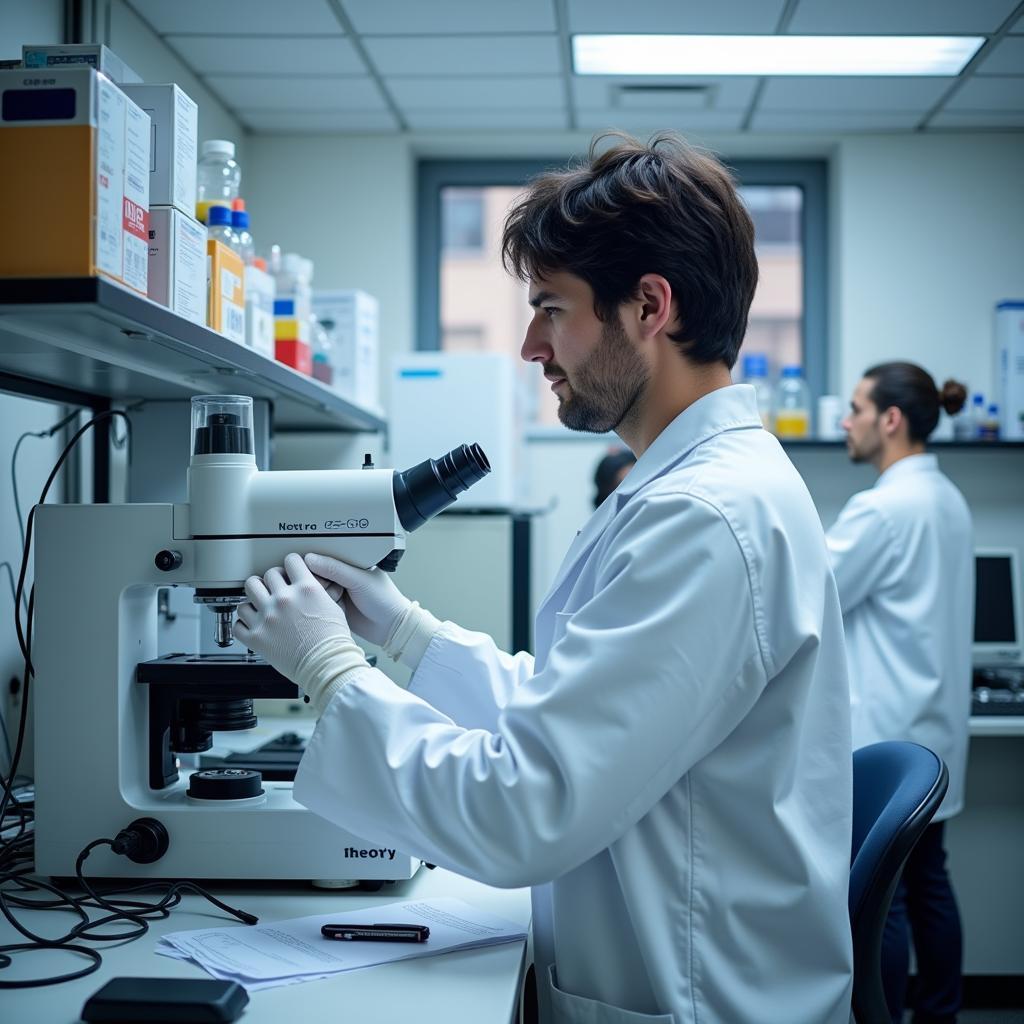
235, 133, 854, 1023
826, 362, 973, 1024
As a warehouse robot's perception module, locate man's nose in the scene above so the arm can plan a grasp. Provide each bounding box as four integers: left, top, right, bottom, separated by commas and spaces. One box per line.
520, 319, 551, 364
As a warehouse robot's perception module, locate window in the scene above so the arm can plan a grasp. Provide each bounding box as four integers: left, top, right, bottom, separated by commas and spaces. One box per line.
419, 159, 827, 426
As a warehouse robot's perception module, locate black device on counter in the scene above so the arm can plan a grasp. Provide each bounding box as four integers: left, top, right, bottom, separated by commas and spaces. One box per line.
81, 977, 248, 1023
321, 923, 430, 943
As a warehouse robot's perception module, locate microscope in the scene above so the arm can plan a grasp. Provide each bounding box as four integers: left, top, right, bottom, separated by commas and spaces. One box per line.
32, 396, 489, 885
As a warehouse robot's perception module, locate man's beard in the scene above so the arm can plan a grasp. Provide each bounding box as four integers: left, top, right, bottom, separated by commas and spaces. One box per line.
847, 429, 882, 464
554, 317, 649, 434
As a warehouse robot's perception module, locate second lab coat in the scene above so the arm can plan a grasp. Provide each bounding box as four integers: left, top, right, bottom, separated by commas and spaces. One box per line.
295, 385, 853, 1024
826, 453, 973, 819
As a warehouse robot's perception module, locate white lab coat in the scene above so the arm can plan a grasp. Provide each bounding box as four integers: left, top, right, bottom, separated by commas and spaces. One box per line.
825, 453, 973, 820
295, 385, 853, 1024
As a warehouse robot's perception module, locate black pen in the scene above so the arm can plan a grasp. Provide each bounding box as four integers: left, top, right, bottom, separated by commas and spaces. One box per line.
321, 923, 430, 943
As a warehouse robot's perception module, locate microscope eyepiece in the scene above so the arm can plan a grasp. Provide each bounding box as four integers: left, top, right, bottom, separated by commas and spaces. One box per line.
392, 443, 491, 532
191, 396, 255, 456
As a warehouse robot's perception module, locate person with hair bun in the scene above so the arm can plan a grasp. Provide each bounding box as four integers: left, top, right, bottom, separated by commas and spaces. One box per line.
826, 361, 973, 1024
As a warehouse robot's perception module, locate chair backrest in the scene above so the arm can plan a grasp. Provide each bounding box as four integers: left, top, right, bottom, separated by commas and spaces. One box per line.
849, 741, 948, 1024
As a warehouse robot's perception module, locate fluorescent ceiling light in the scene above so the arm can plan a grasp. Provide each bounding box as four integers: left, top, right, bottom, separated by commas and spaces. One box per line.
572, 35, 984, 76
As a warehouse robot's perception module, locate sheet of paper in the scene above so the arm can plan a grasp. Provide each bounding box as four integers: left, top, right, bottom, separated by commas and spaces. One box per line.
156, 897, 527, 992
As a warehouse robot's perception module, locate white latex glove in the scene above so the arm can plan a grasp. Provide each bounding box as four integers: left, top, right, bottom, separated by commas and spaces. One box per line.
303, 553, 442, 669
234, 553, 369, 711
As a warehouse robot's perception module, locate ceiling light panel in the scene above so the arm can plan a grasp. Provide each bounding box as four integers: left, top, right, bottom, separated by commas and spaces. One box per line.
167, 36, 361, 76
572, 35, 984, 76
205, 75, 387, 111
364, 35, 562, 75
566, 0, 786, 34
125, 0, 341, 35
344, 0, 557, 34
787, 0, 1021, 35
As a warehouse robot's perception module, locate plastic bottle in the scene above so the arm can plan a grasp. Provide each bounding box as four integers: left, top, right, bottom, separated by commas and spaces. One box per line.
968, 393, 986, 439
774, 366, 812, 438
206, 205, 239, 254
232, 208, 255, 266
739, 353, 774, 430
196, 139, 241, 224
979, 403, 1001, 441
310, 316, 334, 386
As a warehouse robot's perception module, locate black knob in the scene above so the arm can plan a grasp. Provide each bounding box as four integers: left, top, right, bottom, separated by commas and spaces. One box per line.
155, 549, 183, 572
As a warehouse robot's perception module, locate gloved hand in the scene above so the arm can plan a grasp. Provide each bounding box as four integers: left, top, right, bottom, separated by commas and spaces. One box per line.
234, 553, 369, 711
303, 553, 411, 647
304, 553, 443, 670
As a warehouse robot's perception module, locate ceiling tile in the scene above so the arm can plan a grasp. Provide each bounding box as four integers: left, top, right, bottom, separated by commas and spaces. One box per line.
944, 76, 1024, 110
345, 0, 557, 35
567, 0, 786, 34
928, 110, 1024, 128
362, 34, 562, 75
404, 109, 568, 131
387, 76, 562, 110
750, 111, 923, 132
1013, 14, 1024, 33
575, 109, 747, 132
572, 75, 759, 110
759, 77, 951, 113
241, 110, 399, 133
205, 75, 387, 111
974, 37, 1024, 74
167, 36, 361, 75
787, 0, 1019, 34
125, 0, 341, 35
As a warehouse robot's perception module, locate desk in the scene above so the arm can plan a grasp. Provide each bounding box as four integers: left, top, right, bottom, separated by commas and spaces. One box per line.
0, 868, 530, 1024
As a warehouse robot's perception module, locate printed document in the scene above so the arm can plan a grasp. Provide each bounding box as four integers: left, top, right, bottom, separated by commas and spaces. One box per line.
157, 897, 527, 991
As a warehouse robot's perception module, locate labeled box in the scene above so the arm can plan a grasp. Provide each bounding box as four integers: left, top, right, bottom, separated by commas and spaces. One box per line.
207, 240, 245, 343
312, 290, 380, 410
121, 83, 198, 215
0, 68, 150, 294
22, 43, 141, 84
148, 207, 206, 326
245, 265, 275, 358
995, 301, 1024, 441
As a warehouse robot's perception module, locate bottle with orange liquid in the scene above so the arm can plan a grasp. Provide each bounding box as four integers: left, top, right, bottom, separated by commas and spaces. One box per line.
774, 366, 811, 438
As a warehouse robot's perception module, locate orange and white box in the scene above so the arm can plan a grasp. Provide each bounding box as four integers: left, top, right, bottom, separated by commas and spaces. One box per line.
207, 239, 245, 343
0, 67, 150, 293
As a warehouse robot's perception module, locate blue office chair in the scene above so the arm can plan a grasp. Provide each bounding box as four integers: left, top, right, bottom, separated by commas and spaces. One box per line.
849, 741, 948, 1024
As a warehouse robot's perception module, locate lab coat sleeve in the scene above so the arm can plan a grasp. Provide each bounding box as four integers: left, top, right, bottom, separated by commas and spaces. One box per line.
825, 492, 896, 613
406, 620, 536, 732
293, 491, 768, 889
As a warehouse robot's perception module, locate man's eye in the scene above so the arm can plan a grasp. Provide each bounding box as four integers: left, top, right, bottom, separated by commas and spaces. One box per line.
543, 307, 560, 318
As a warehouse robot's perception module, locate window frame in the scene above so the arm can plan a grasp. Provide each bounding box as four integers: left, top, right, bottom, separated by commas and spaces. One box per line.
416, 156, 828, 400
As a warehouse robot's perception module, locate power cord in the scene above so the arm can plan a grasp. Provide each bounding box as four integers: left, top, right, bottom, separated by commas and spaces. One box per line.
0, 409, 258, 988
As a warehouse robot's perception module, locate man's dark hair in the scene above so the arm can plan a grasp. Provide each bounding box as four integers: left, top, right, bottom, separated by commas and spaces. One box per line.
864, 361, 968, 442
502, 131, 758, 369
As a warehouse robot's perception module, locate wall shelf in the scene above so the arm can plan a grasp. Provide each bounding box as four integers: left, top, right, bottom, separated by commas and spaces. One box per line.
0, 277, 385, 432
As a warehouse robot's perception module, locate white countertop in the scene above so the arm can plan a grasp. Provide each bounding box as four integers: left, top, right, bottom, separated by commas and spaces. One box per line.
0, 867, 530, 1024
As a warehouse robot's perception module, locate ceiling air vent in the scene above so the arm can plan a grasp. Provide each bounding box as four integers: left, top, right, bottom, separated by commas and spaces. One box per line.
613, 84, 714, 110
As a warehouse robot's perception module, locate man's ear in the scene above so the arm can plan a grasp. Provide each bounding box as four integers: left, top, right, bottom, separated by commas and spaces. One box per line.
881, 405, 904, 439
634, 274, 674, 338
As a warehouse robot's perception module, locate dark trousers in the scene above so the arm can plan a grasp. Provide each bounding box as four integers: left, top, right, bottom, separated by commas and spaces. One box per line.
882, 821, 963, 1024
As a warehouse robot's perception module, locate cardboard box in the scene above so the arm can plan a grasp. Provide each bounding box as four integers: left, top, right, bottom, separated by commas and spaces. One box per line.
0, 68, 150, 293
312, 290, 380, 410
121, 84, 198, 215
995, 301, 1024, 441
22, 43, 141, 84
245, 265, 275, 358
207, 240, 245, 343
148, 207, 206, 326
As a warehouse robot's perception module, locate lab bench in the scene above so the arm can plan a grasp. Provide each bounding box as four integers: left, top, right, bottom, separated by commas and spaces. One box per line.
0, 866, 530, 1023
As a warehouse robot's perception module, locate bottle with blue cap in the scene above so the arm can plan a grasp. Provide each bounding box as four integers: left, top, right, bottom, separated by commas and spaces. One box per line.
207, 205, 240, 255
739, 352, 774, 430
231, 203, 255, 266
774, 365, 811, 438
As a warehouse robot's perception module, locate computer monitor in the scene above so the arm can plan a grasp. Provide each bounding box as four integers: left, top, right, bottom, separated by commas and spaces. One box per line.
973, 548, 1023, 665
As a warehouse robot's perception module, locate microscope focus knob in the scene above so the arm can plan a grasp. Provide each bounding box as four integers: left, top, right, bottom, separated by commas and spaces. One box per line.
155, 549, 183, 572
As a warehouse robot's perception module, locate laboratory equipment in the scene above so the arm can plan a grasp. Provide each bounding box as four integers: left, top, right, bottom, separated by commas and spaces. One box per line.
196, 139, 240, 224
207, 205, 239, 254
972, 548, 1022, 666
739, 353, 773, 430
32, 395, 490, 883
816, 394, 844, 440
995, 302, 1024, 440
774, 365, 811, 438
231, 205, 255, 265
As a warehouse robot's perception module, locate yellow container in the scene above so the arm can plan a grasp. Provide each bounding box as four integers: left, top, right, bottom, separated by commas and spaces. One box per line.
774, 411, 810, 438
207, 239, 245, 343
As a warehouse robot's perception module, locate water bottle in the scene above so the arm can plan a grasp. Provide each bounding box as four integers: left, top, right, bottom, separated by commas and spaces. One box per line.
196, 139, 241, 224
740, 353, 774, 430
231, 207, 255, 265
206, 205, 239, 254
774, 366, 811, 438
979, 403, 1001, 441
968, 393, 986, 439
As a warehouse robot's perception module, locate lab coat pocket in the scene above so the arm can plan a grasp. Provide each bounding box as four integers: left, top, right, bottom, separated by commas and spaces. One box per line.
547, 967, 677, 1024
